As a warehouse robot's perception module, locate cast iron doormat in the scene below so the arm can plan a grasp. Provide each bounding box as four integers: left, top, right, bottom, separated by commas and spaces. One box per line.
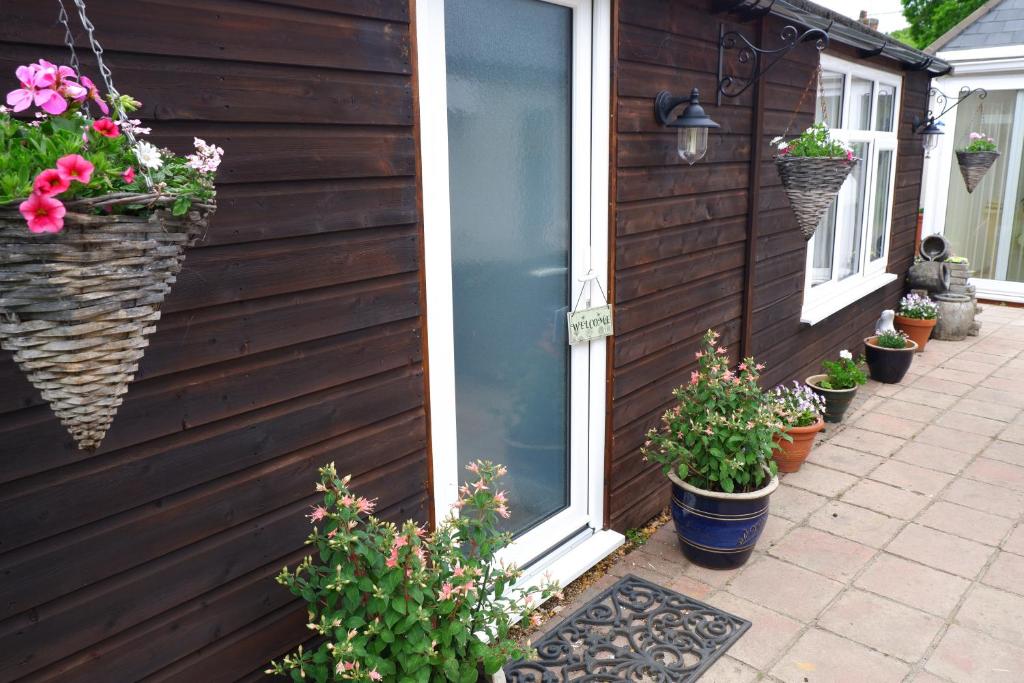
505, 574, 750, 682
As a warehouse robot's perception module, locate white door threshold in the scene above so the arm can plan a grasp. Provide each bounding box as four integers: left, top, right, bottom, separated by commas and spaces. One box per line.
519, 528, 625, 589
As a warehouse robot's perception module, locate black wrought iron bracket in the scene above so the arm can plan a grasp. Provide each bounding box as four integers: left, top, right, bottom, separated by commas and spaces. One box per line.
860, 40, 888, 59
912, 86, 988, 133
717, 23, 830, 105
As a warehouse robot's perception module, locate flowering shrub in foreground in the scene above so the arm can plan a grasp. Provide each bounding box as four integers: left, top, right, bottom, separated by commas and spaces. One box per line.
898, 293, 938, 320
268, 461, 559, 682
771, 382, 826, 428
2, 59, 221, 233
642, 329, 782, 494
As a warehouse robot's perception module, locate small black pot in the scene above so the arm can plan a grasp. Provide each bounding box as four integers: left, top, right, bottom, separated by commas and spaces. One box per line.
806, 373, 857, 423
864, 336, 918, 384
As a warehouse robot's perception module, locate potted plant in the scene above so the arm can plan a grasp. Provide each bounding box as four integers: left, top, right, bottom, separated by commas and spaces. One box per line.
1, 58, 219, 450
772, 122, 858, 240
956, 132, 999, 193
770, 382, 826, 473
864, 330, 918, 384
268, 460, 558, 683
642, 330, 782, 570
894, 292, 938, 351
806, 350, 867, 423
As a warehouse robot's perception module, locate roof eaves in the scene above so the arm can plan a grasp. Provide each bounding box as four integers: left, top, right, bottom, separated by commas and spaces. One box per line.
926, 0, 1006, 54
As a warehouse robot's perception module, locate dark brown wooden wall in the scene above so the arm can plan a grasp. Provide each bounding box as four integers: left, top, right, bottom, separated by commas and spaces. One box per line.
0, 2, 428, 681
606, 0, 929, 532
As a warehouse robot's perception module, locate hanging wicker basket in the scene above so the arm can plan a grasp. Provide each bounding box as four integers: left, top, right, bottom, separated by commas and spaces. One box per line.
955, 150, 999, 194
0, 193, 212, 450
775, 155, 858, 240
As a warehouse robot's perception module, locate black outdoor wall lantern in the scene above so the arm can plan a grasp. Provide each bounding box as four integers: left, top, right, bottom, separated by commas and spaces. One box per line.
913, 86, 987, 155
654, 88, 720, 165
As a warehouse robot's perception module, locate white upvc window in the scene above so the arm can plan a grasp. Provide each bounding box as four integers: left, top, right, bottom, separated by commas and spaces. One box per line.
801, 54, 902, 324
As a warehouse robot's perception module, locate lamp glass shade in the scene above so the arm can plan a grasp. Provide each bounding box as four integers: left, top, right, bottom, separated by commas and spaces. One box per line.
677, 126, 708, 165
922, 131, 941, 153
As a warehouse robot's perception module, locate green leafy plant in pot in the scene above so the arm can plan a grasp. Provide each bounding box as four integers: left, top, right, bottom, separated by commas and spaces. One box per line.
806, 350, 867, 423
642, 330, 782, 569
268, 460, 559, 683
864, 330, 918, 384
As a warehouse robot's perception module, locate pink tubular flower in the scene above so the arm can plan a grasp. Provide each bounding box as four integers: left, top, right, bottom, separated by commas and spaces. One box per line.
307, 505, 328, 523
738, 362, 747, 371
845, 149, 854, 161
355, 497, 375, 515
19, 193, 66, 234
80, 75, 109, 114
56, 154, 94, 185
32, 169, 70, 197
438, 582, 454, 600
496, 504, 510, 519
122, 167, 136, 184
689, 370, 699, 385
92, 117, 120, 138
466, 461, 480, 474
385, 547, 399, 568
368, 670, 382, 682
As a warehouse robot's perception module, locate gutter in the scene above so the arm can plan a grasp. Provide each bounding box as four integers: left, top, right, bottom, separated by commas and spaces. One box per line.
717, 0, 953, 76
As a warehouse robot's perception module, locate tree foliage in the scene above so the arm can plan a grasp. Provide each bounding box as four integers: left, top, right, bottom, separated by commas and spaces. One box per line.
896, 0, 989, 48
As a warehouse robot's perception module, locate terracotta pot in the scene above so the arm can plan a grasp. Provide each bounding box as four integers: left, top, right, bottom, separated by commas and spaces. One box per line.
773, 417, 825, 473
806, 374, 858, 423
864, 336, 918, 384
894, 315, 936, 352
668, 471, 778, 569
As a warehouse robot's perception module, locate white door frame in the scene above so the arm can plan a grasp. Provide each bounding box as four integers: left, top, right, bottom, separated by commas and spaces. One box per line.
921, 69, 1024, 302
415, 0, 619, 577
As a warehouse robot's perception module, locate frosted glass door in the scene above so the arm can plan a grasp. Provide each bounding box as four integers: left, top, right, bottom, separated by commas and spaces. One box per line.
445, 0, 574, 537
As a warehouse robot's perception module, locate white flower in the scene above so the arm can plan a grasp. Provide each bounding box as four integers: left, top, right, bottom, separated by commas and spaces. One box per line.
135, 140, 164, 169
839, 349, 853, 360
770, 136, 783, 145
777, 141, 789, 150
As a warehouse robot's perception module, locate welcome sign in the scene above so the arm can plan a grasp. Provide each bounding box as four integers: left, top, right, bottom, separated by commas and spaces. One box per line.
568, 305, 613, 345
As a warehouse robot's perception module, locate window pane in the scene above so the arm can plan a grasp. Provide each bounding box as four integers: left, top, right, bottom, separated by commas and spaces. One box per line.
816, 71, 844, 128
836, 141, 869, 280
445, 0, 573, 535
870, 149, 893, 261
811, 204, 837, 286
850, 78, 873, 130
876, 84, 896, 131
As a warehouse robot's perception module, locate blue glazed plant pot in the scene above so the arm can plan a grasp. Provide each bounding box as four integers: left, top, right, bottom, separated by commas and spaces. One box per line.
668, 471, 779, 570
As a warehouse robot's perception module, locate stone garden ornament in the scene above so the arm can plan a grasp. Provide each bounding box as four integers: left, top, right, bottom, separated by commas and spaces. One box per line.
0, 0, 220, 450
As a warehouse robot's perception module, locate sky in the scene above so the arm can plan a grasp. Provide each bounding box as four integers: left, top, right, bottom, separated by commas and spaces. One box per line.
813, 0, 910, 34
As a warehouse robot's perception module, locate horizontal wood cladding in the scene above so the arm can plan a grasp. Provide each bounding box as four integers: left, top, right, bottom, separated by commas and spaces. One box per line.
0, 1, 426, 682
606, 0, 930, 532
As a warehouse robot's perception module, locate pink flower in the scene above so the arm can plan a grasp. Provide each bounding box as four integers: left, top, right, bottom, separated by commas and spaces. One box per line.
717, 346, 727, 355
393, 535, 408, 549
307, 505, 328, 523
385, 547, 399, 568
327, 529, 337, 538
32, 169, 70, 197
756, 363, 765, 371
493, 490, 507, 504
6, 63, 66, 115
694, 351, 704, 359
689, 371, 699, 385
18, 193, 65, 233
530, 614, 543, 627
92, 117, 120, 138
496, 504, 510, 519
453, 562, 465, 577
122, 167, 136, 184
845, 150, 854, 161
355, 497, 375, 514
732, 377, 741, 385
80, 75, 109, 114
467, 461, 480, 474
369, 670, 382, 681
56, 154, 94, 185
438, 582, 454, 600
738, 362, 747, 371
340, 494, 354, 507
704, 426, 713, 436
472, 479, 488, 492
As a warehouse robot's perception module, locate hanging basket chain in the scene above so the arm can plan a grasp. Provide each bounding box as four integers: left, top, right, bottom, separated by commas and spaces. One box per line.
67, 0, 154, 189
780, 63, 823, 139
56, 0, 90, 117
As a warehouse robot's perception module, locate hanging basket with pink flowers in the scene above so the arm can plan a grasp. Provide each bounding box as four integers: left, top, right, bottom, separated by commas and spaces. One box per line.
956, 132, 999, 194
772, 123, 859, 241
0, 1, 221, 451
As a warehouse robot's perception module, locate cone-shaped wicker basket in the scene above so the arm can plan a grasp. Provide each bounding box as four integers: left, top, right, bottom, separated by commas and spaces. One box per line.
775, 155, 858, 240
0, 193, 211, 450
956, 150, 999, 194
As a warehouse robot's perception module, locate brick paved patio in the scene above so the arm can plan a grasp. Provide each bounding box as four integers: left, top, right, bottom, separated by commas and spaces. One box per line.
536, 304, 1024, 682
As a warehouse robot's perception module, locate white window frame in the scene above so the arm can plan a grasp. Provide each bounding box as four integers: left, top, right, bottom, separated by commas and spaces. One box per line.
415, 0, 622, 584
801, 55, 902, 325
